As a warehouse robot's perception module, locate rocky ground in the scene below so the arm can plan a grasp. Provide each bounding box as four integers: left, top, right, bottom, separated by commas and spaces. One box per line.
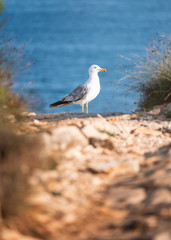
1, 104, 171, 240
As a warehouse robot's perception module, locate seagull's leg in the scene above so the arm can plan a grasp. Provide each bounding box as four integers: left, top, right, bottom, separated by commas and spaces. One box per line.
86, 103, 88, 114
81, 105, 84, 113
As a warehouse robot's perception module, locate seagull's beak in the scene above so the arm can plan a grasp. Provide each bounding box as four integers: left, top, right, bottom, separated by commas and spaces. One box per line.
99, 68, 107, 72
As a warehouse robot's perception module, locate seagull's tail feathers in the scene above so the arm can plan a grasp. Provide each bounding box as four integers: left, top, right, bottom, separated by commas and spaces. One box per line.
49, 100, 72, 108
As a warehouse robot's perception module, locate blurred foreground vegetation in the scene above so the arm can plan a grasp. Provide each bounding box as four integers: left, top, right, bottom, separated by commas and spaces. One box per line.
0, 4, 41, 226
121, 34, 171, 110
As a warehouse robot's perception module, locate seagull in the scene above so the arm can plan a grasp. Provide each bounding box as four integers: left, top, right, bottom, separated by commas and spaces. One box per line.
49, 64, 107, 113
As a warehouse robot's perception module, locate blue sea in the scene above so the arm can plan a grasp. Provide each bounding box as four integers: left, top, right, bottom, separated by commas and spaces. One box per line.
2, 0, 171, 113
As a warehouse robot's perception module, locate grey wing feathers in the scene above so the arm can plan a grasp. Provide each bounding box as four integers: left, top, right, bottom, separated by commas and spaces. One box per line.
62, 84, 88, 102
49, 83, 88, 108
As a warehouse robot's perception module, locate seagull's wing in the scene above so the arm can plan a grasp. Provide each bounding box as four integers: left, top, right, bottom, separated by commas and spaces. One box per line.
49, 83, 88, 108
62, 83, 88, 102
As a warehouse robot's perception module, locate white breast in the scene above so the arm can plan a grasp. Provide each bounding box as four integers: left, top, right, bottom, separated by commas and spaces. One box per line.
85, 81, 100, 103
75, 71, 101, 105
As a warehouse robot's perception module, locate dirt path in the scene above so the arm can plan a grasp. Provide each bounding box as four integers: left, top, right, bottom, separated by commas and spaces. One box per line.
2, 107, 171, 240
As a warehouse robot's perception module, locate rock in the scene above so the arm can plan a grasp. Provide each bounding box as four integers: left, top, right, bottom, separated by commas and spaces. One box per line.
107, 187, 146, 206
27, 112, 36, 116
1, 228, 40, 240
33, 119, 42, 125
148, 106, 161, 116
148, 103, 171, 117
41, 125, 88, 152
131, 127, 162, 136
154, 232, 171, 240
89, 137, 114, 150
87, 159, 140, 175
81, 124, 108, 139
87, 161, 120, 174
51, 126, 88, 149
151, 188, 171, 205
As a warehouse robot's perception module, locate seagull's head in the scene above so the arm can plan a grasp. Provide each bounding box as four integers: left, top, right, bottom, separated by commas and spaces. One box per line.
89, 65, 107, 75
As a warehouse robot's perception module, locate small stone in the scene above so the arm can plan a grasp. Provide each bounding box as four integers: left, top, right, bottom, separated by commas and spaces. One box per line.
154, 232, 171, 240
33, 119, 42, 125
87, 161, 120, 174
1, 228, 40, 240
108, 187, 146, 205
148, 108, 161, 116
151, 188, 171, 205
89, 137, 114, 150
27, 112, 36, 116
131, 127, 162, 136
145, 216, 157, 227
82, 125, 107, 139
50, 125, 88, 150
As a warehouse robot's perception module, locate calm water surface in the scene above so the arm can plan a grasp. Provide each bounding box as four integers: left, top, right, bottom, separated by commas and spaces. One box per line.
3, 0, 171, 113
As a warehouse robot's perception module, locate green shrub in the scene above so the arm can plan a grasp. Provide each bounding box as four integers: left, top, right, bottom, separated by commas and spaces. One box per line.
120, 34, 171, 110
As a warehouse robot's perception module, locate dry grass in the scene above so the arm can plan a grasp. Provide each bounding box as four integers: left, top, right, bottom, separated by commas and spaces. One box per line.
0, 37, 32, 126
120, 34, 171, 110
0, 24, 40, 224
0, 130, 41, 220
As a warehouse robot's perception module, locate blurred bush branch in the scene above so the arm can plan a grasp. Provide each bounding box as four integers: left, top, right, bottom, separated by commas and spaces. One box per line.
119, 34, 171, 110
